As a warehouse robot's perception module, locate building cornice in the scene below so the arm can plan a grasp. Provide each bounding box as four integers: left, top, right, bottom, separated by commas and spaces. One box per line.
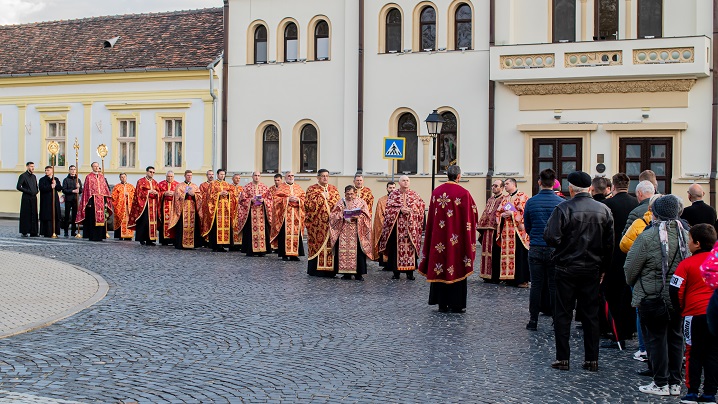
506, 79, 696, 96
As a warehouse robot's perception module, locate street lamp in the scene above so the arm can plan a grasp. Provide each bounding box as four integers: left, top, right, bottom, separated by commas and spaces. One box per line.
424, 109, 445, 192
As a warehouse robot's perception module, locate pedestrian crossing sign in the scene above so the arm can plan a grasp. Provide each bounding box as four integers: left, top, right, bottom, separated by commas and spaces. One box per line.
383, 137, 405, 160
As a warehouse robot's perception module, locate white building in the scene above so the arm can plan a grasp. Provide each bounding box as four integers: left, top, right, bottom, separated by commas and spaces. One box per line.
0, 9, 224, 213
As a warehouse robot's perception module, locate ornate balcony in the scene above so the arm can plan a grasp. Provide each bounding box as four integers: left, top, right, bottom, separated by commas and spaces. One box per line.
490, 36, 710, 83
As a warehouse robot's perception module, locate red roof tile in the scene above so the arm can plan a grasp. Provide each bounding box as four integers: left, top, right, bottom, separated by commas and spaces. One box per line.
0, 8, 223, 76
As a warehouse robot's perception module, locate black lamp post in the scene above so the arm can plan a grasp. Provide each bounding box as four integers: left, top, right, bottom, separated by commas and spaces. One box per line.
424, 109, 445, 192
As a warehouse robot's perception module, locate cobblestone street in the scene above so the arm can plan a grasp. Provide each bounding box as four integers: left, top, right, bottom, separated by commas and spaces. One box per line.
0, 220, 667, 403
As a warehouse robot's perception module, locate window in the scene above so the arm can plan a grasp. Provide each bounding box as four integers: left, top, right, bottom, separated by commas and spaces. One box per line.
553, 0, 576, 43
532, 138, 583, 195
455, 4, 472, 50
262, 125, 279, 173
300, 124, 318, 173
314, 21, 329, 61
619, 138, 671, 194
594, 0, 618, 40
284, 23, 298, 62
163, 119, 182, 168
420, 6, 436, 51
396, 113, 418, 174
439, 112, 458, 173
386, 8, 402, 53
255, 25, 268, 64
638, 0, 662, 38
47, 121, 66, 166
118, 119, 136, 168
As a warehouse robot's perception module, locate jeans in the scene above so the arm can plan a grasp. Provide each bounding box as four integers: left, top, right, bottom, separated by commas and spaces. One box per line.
637, 309, 646, 351
639, 307, 684, 387
529, 245, 556, 321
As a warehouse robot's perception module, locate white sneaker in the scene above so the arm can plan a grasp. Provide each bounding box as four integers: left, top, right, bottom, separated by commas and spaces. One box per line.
669, 385, 681, 396
633, 350, 648, 362
639, 382, 670, 396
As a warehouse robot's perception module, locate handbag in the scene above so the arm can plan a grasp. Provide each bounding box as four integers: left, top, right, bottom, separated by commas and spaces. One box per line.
638, 248, 678, 321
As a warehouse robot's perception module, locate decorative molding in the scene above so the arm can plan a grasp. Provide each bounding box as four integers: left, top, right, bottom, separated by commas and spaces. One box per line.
506, 79, 696, 96
603, 122, 688, 131
565, 51, 622, 68
517, 123, 598, 132
35, 105, 71, 113
500, 53, 555, 69
633, 47, 694, 65
105, 102, 192, 110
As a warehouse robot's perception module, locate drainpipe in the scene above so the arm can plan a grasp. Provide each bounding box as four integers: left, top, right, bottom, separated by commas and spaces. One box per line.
222, 0, 230, 169
357, 0, 365, 172
208, 52, 223, 170
487, 0, 496, 201
711, 0, 718, 208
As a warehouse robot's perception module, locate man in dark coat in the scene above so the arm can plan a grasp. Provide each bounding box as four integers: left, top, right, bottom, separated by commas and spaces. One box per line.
38, 166, 62, 237
61, 165, 82, 237
681, 184, 717, 227
601, 173, 639, 348
16, 162, 39, 237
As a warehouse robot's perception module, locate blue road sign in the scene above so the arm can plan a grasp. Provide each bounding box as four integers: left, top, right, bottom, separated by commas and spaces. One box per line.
383, 137, 405, 160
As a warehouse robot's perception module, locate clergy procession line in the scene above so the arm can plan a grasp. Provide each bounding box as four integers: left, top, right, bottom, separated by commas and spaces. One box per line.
16, 162, 478, 312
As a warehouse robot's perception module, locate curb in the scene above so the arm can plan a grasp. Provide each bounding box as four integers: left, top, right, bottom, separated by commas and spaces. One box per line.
0, 254, 110, 339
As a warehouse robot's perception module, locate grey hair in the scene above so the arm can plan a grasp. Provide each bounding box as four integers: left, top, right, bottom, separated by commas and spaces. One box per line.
647, 194, 662, 208
447, 165, 461, 181
166, 170, 174, 176
635, 180, 655, 196
569, 184, 590, 194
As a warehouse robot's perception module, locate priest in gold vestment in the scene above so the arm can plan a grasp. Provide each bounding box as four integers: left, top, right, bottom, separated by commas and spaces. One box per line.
270, 172, 305, 261
237, 171, 273, 257
200, 169, 234, 252
169, 170, 202, 249
111, 173, 135, 240
305, 169, 341, 277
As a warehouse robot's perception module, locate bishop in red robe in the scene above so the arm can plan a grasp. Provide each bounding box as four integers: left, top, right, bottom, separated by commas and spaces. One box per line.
419, 166, 478, 313
329, 185, 372, 280
127, 166, 160, 246
237, 171, 273, 257
378, 175, 425, 280
76, 162, 113, 241
157, 171, 180, 245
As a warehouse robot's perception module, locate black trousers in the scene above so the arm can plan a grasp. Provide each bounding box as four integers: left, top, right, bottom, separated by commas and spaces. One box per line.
134, 209, 154, 243
640, 308, 683, 387
64, 197, 78, 235
554, 269, 600, 362
685, 314, 718, 395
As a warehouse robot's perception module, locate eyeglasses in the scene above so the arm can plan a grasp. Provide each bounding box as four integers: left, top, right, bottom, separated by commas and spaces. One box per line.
148, 171, 155, 174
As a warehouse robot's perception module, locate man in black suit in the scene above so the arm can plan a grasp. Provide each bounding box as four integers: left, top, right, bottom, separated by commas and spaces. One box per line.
16, 161, 39, 237
681, 184, 717, 227
600, 173, 639, 348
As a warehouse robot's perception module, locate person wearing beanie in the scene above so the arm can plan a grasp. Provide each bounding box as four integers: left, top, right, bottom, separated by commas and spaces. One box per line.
544, 171, 614, 372
625, 194, 689, 396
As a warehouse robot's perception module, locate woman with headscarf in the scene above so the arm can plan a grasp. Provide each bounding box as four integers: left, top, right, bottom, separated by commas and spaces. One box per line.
625, 194, 689, 397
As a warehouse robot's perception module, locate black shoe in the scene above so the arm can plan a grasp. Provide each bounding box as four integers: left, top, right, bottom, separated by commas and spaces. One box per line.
406, 273, 415, 280
282, 257, 289, 261
637, 368, 653, 377
290, 257, 300, 261
551, 360, 570, 370
212, 247, 227, 252
30, 234, 39, 237
438, 305, 449, 313
341, 274, 352, 280
147, 242, 156, 246
526, 320, 538, 331
582, 361, 598, 372
139, 241, 146, 245
355, 275, 363, 281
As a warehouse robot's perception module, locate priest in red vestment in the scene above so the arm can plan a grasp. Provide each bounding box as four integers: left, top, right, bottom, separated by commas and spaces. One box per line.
270, 172, 305, 261
111, 173, 135, 240
305, 169, 341, 277
201, 169, 234, 252
419, 166, 478, 313
76, 162, 113, 241
237, 171, 273, 256
158, 170, 180, 246
229, 173, 244, 251
496, 178, 531, 286
354, 174, 374, 217
169, 170, 203, 249
127, 166, 160, 246
478, 179, 504, 283
329, 185, 372, 280
267, 173, 283, 252
372, 181, 396, 267
378, 175, 425, 280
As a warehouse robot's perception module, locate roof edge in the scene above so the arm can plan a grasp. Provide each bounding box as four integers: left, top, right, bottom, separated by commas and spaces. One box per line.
0, 66, 212, 78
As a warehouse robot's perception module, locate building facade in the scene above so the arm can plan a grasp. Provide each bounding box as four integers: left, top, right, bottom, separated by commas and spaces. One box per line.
0, 9, 223, 213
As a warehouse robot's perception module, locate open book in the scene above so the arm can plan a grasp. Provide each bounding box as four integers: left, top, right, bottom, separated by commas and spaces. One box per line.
343, 207, 363, 219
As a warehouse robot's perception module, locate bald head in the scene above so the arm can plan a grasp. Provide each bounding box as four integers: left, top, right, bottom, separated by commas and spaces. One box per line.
285, 171, 295, 184
688, 184, 705, 202
398, 175, 410, 191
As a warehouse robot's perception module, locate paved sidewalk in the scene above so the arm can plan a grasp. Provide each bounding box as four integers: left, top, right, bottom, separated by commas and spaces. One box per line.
0, 251, 108, 339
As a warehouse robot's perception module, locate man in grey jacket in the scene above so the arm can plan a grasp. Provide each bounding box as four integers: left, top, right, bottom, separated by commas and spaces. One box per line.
622, 180, 655, 237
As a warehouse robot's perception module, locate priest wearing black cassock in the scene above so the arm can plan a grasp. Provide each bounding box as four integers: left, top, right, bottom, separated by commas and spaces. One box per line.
16, 161, 39, 237
38, 166, 62, 237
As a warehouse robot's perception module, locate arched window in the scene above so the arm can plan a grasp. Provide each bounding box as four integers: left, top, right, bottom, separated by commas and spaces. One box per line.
300, 124, 318, 173
439, 112, 458, 173
386, 8, 402, 53
420, 7, 437, 51
455, 4, 472, 50
314, 21, 330, 60
638, 0, 662, 38
254, 25, 268, 64
284, 23, 298, 62
397, 113, 418, 174
552, 0, 576, 43
262, 125, 279, 173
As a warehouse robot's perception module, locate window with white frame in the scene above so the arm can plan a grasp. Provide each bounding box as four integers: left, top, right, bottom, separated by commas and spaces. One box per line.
163, 119, 182, 167
118, 119, 137, 168
47, 121, 66, 166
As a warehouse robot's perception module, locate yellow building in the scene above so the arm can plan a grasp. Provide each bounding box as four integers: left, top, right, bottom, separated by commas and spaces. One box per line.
0, 8, 223, 214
